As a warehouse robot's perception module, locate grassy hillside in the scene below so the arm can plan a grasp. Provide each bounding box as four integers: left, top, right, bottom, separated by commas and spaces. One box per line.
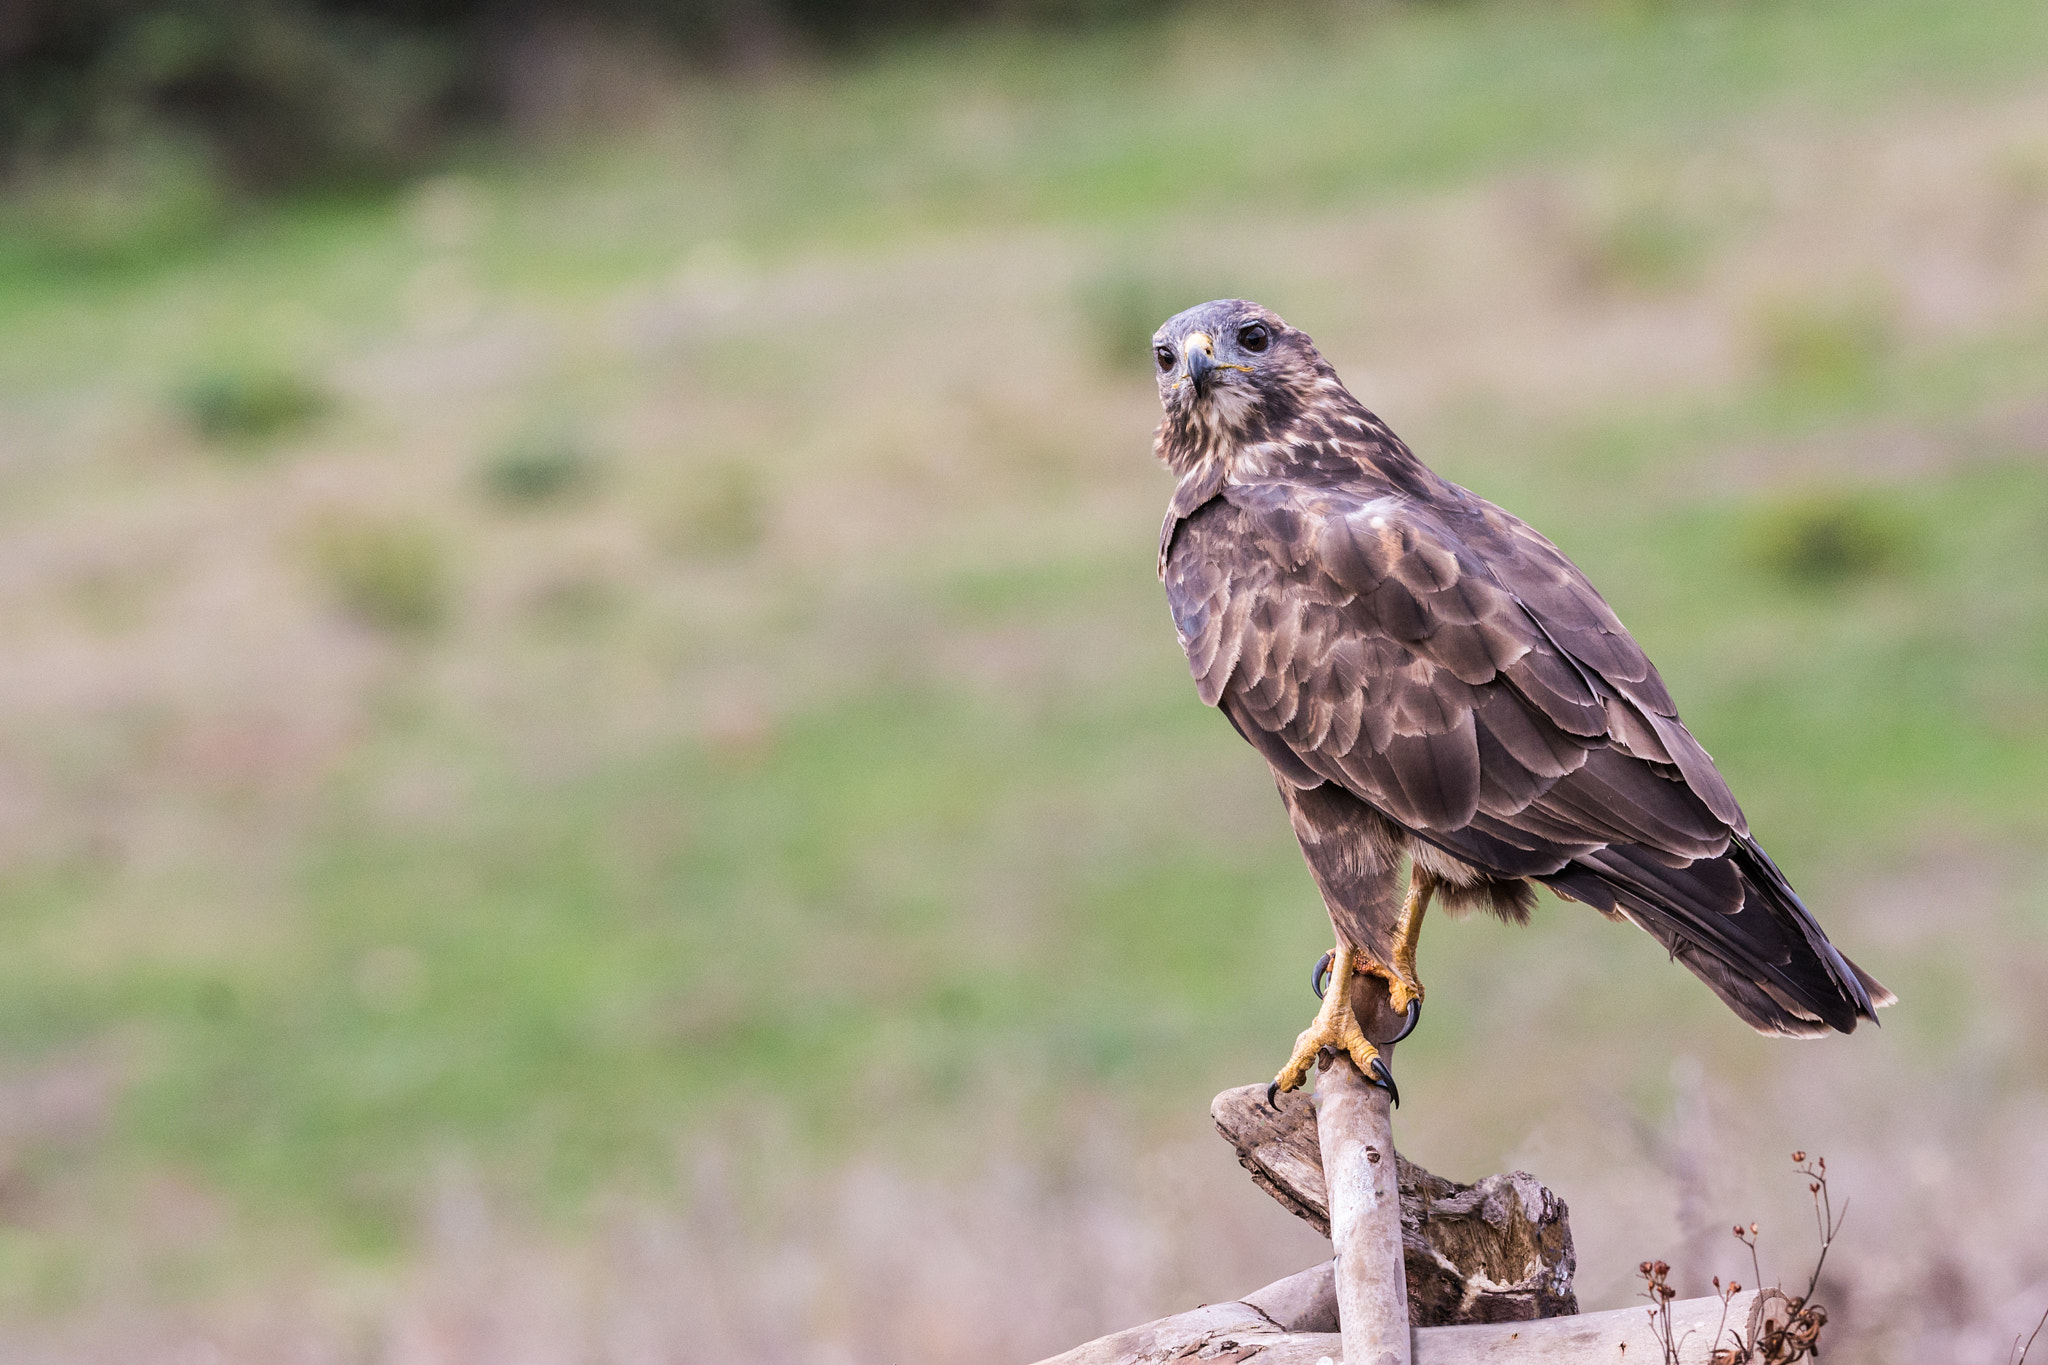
0, 0, 2045, 1358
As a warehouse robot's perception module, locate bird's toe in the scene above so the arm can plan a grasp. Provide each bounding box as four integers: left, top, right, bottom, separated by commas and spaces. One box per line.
1377, 997, 1422, 1046
1366, 1054, 1401, 1108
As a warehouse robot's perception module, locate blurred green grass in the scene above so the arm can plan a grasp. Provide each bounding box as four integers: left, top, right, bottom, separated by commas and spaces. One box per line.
0, 0, 2044, 1302
68, 444, 2041, 1250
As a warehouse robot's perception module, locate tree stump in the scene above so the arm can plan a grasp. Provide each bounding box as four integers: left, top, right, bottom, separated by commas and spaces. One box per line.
1213, 1083, 1579, 1325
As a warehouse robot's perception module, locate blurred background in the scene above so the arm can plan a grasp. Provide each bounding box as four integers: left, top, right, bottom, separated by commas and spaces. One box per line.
0, 0, 2046, 1360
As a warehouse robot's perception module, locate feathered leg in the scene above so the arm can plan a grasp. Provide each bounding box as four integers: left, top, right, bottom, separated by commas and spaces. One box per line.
1312, 867, 1432, 1038
1361, 868, 1431, 1040
1270, 782, 1408, 1102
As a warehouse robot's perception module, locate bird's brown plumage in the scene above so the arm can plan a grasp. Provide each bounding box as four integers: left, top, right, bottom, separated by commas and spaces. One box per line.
1153, 300, 1891, 1038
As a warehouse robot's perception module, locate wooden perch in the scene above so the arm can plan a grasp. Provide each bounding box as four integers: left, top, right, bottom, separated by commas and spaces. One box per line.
1039, 1069, 1608, 1365
1318, 1047, 1412, 1364
1212, 1083, 1578, 1326
1033, 1071, 1792, 1364
1034, 970, 1807, 1361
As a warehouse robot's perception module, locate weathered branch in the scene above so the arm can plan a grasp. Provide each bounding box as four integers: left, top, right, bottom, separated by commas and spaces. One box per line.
1032, 1262, 1336, 1365
1032, 1273, 1760, 1365
1319, 1046, 1411, 1364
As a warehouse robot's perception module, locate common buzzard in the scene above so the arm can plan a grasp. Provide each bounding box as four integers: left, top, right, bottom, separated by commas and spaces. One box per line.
1150, 300, 1892, 1102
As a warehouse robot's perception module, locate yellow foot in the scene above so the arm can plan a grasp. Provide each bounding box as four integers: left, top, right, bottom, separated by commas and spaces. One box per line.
1311, 947, 1424, 1042
1352, 949, 1424, 1018
1272, 949, 1398, 1105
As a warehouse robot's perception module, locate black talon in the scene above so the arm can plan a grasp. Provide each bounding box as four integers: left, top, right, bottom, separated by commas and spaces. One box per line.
1367, 1055, 1401, 1108
1266, 1081, 1282, 1109
1310, 950, 1334, 1000
1376, 998, 1422, 1046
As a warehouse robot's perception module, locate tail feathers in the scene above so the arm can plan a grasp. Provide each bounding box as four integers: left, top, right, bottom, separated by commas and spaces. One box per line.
1669, 939, 1839, 1038
1540, 842, 1894, 1038
1726, 836, 1887, 1024
1850, 958, 1898, 1012
1627, 886, 1891, 1037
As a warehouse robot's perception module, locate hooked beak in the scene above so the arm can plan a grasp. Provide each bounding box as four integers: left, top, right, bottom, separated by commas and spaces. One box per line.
1183, 332, 1217, 396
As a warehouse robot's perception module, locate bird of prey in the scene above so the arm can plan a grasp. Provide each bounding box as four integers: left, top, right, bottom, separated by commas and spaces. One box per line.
1150, 300, 1892, 1103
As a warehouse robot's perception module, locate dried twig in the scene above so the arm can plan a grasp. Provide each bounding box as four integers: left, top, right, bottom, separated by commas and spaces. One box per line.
1791, 1151, 1845, 1308
1643, 1150, 1842, 1365
2012, 1305, 2048, 1365
1639, 1258, 1687, 1365
1714, 1153, 1834, 1364
1708, 1274, 1745, 1363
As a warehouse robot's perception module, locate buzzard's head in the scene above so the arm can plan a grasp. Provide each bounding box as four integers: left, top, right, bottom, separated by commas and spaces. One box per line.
1151, 299, 1327, 472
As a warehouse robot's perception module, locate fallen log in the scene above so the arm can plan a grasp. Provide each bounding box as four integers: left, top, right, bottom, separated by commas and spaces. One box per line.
1032, 1267, 1759, 1365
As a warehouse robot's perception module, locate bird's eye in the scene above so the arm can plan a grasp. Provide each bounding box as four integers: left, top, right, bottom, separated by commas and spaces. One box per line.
1154, 345, 1176, 372
1237, 323, 1270, 353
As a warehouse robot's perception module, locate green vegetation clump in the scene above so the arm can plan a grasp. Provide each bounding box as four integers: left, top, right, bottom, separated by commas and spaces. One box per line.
0, 0, 1179, 224
1753, 292, 1897, 394
178, 366, 331, 446
1, 135, 228, 268
1749, 492, 1916, 586
662, 464, 769, 559
1579, 199, 1711, 293
2, 5, 459, 197
479, 429, 602, 507
306, 514, 452, 635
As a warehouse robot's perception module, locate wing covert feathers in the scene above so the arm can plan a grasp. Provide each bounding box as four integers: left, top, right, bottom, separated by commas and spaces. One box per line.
1162, 464, 1888, 1036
